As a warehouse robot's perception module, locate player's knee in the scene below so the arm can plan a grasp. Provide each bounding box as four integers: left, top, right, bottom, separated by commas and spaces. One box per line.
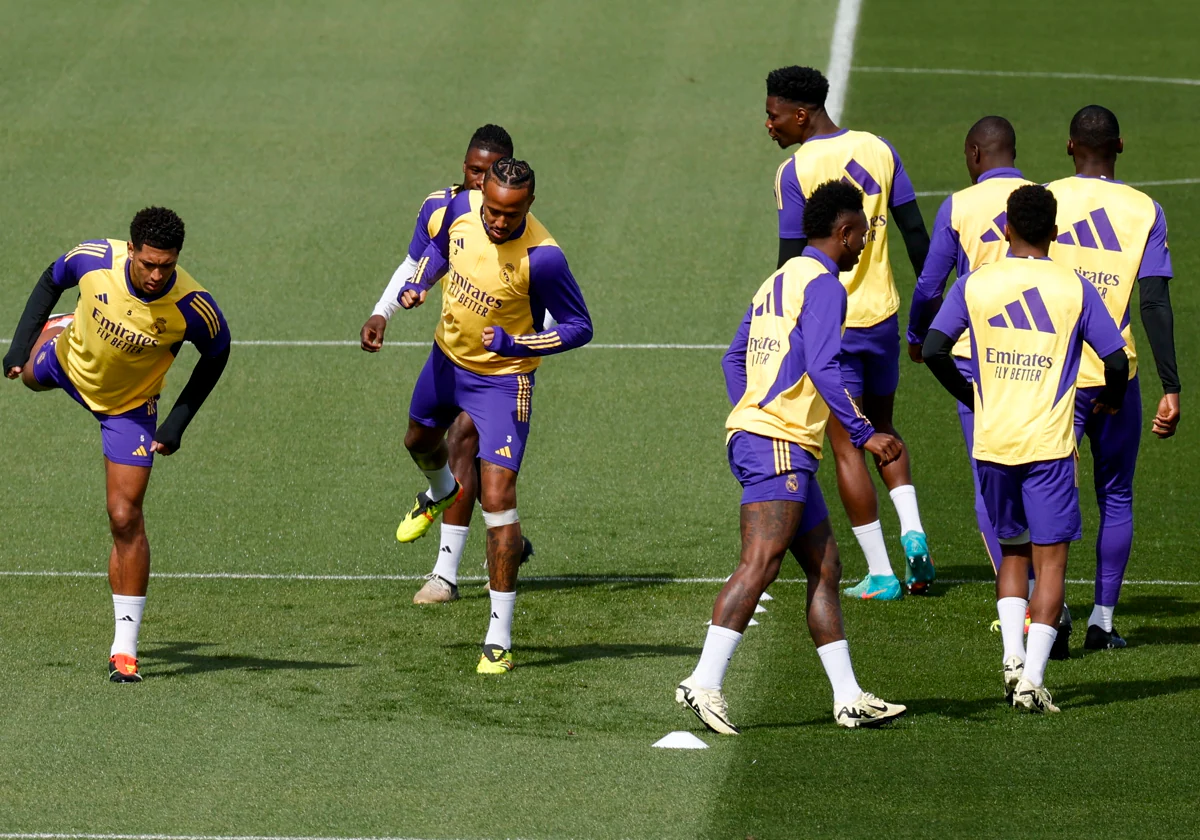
107, 500, 144, 539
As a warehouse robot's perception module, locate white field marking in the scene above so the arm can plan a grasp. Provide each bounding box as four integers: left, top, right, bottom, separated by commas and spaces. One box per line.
0, 339, 725, 350
1, 570, 1197, 587
915, 177, 1200, 199
824, 0, 864, 123
854, 65, 1200, 87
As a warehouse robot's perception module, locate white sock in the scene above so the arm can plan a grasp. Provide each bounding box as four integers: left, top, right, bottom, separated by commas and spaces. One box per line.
1025, 623, 1057, 687
431, 524, 469, 585
691, 625, 743, 690
851, 521, 893, 578
816, 639, 862, 704
422, 464, 456, 501
997, 597, 1028, 661
888, 485, 924, 535
111, 594, 146, 658
1089, 604, 1115, 633
484, 589, 516, 650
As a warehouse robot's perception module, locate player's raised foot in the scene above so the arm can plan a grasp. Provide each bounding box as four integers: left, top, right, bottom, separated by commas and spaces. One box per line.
1049, 603, 1072, 660
675, 676, 739, 735
42, 313, 75, 332
1084, 624, 1127, 650
834, 692, 906, 728
1002, 656, 1024, 702
901, 531, 935, 595
844, 573, 903, 601
483, 536, 535, 593
476, 643, 514, 674
395, 482, 463, 543
1011, 678, 1060, 714
412, 573, 459, 605
108, 653, 142, 683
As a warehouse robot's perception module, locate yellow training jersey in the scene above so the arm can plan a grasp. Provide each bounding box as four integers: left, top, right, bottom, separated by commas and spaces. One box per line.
1047, 175, 1173, 388
774, 129, 917, 328
412, 190, 593, 376
51, 239, 230, 414
929, 256, 1125, 465
725, 248, 874, 457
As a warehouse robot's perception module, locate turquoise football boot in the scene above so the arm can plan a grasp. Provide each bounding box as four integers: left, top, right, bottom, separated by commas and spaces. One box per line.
844, 573, 903, 601
901, 531, 936, 595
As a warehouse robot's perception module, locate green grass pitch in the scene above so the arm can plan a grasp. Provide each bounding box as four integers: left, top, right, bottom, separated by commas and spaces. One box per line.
1, 1, 1198, 837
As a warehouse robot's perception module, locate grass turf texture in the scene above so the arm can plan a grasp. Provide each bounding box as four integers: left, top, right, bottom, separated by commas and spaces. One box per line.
0, 0, 1198, 837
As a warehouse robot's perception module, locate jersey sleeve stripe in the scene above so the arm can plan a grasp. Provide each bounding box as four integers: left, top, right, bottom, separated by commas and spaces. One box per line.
189, 299, 219, 338
774, 161, 788, 211
191, 295, 221, 332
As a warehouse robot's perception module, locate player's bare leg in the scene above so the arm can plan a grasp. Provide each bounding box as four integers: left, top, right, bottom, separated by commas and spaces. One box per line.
105, 459, 152, 682
396, 418, 461, 543
476, 460, 521, 672
414, 413, 479, 603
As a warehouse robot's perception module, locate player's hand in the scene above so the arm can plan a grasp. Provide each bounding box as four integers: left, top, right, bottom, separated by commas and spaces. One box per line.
1091, 398, 1120, 416
399, 288, 426, 310
1153, 393, 1181, 438
907, 342, 925, 364
482, 326, 496, 349
150, 440, 175, 456
862, 432, 903, 465
4, 365, 21, 379
360, 315, 387, 352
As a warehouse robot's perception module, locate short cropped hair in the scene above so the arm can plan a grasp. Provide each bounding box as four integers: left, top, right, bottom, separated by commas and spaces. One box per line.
803, 180, 863, 239
1069, 105, 1120, 152
1006, 184, 1058, 244
130, 206, 185, 252
469, 124, 514, 157
486, 157, 535, 194
766, 66, 829, 108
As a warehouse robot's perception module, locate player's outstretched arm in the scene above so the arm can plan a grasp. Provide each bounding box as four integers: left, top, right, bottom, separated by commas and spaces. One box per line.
4, 262, 69, 377
155, 292, 232, 455
721, 306, 753, 405
906, 196, 959, 362
484, 246, 593, 357
800, 274, 876, 447
362, 255, 423, 350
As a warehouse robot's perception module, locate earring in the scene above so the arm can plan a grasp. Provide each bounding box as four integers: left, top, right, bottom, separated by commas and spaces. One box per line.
842, 238, 848, 247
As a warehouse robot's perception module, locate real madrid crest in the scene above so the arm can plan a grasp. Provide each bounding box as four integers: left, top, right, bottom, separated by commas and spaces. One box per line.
500, 263, 517, 285
786, 474, 799, 493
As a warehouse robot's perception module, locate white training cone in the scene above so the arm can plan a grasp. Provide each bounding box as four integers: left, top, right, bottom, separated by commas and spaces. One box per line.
653, 731, 709, 749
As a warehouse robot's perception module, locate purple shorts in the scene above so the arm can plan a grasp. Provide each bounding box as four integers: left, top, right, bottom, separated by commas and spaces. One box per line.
976, 456, 1081, 545
409, 343, 533, 473
32, 338, 157, 468
839, 314, 901, 399
727, 431, 829, 533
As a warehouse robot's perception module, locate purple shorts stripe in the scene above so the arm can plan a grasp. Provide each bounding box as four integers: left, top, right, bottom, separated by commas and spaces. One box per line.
839, 314, 900, 398
32, 338, 156, 467
408, 343, 532, 473
727, 431, 828, 533
977, 456, 1081, 544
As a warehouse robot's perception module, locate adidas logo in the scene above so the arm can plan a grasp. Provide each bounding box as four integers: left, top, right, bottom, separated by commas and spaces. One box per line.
1056, 208, 1122, 252
841, 158, 882, 196
494, 446, 512, 458
95, 293, 109, 304
453, 237, 465, 249
980, 211, 1008, 243
117, 615, 135, 622
986, 288, 1056, 334
440, 545, 453, 553
132, 445, 148, 456
491, 612, 500, 619
754, 273, 785, 317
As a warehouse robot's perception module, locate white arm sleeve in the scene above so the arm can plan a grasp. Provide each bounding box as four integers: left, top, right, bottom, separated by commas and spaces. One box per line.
371, 255, 420, 320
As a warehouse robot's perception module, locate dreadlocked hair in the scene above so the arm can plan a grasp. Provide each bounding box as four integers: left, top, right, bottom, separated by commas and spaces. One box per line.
486, 157, 535, 194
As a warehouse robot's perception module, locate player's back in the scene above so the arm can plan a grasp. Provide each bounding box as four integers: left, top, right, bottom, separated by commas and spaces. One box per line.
962, 257, 1091, 465
1047, 175, 1164, 387
784, 129, 903, 328
726, 254, 845, 456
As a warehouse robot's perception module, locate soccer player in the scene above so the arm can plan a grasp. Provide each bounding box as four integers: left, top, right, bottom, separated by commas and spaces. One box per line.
766, 65, 933, 599
3, 207, 231, 683
359, 125, 533, 605
676, 180, 907, 733
393, 157, 593, 673
923, 185, 1128, 712
1047, 105, 1180, 650
907, 116, 1032, 574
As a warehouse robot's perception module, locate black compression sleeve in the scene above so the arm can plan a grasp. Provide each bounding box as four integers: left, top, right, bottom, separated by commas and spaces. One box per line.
1097, 349, 1130, 410
4, 263, 62, 371
1139, 276, 1180, 393
891, 200, 931, 278
778, 237, 807, 269
922, 329, 974, 409
154, 346, 231, 452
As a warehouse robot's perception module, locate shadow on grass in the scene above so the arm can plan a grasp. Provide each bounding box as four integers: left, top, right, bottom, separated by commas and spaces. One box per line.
444, 641, 700, 667
453, 572, 715, 594
1119, 625, 1200, 646
1108, 593, 1200, 620
143, 640, 357, 678
1056, 674, 1200, 707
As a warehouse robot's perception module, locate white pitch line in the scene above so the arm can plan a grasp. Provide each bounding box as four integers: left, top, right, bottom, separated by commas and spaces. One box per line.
1, 570, 1197, 587
854, 65, 1200, 87
824, 0, 864, 123
914, 177, 1200, 199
